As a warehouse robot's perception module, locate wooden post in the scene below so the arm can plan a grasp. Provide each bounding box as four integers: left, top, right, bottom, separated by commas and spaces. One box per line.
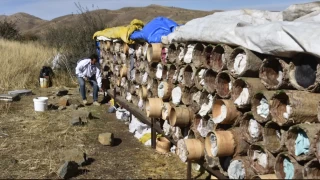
187, 160, 192, 180
151, 118, 156, 149
113, 87, 116, 106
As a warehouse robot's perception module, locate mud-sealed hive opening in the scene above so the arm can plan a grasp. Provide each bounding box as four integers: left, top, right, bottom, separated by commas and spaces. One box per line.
303, 159, 320, 179
168, 65, 178, 84
168, 43, 178, 62
260, 57, 284, 87
199, 90, 210, 107
212, 100, 227, 124
229, 48, 247, 75
240, 113, 263, 143
232, 79, 250, 107
248, 145, 275, 174
212, 45, 225, 71
291, 54, 319, 89
194, 68, 206, 90
204, 69, 218, 93
270, 92, 290, 126
176, 43, 185, 64
162, 65, 168, 80
192, 43, 206, 66
149, 79, 158, 97
252, 93, 270, 122
263, 122, 284, 153
216, 72, 233, 98
134, 70, 141, 84
218, 156, 233, 175
147, 62, 158, 78
285, 124, 320, 162
182, 87, 198, 105
204, 45, 214, 67
275, 153, 303, 179
183, 65, 195, 87
316, 131, 320, 161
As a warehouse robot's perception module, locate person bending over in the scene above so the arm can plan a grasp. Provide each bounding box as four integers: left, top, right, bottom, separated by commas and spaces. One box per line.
75, 54, 102, 106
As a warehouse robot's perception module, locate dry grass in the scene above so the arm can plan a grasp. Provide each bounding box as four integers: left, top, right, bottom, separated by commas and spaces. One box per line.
0, 39, 57, 91
0, 87, 207, 179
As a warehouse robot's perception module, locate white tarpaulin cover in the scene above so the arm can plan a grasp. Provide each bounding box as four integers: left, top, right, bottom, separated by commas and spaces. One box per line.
163, 2, 320, 58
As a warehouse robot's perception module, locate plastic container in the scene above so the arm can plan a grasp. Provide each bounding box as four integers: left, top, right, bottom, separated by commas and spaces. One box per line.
40, 78, 49, 88
33, 97, 48, 112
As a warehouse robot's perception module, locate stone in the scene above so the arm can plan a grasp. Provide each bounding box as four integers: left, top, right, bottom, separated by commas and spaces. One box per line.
57, 161, 79, 179
71, 104, 79, 110
56, 89, 69, 96
108, 106, 116, 113
70, 117, 83, 126
98, 132, 114, 146
74, 110, 93, 120
59, 97, 70, 107
58, 106, 66, 111
63, 149, 87, 166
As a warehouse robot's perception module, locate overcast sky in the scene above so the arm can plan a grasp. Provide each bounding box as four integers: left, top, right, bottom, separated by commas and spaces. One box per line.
0, 0, 316, 20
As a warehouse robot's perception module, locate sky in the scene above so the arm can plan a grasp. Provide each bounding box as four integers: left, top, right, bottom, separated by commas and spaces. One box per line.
0, 0, 317, 20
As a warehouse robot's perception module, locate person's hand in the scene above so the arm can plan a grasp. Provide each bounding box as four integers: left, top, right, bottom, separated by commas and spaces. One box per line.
83, 77, 88, 81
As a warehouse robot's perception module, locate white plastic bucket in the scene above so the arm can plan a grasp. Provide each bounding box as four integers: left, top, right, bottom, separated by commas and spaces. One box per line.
40, 78, 49, 88
33, 97, 48, 112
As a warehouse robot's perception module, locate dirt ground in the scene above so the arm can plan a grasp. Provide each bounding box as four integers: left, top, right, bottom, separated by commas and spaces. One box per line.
0, 87, 209, 179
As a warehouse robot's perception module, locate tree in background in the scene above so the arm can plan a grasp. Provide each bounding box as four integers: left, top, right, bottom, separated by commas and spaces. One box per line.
0, 19, 20, 40
44, 3, 106, 72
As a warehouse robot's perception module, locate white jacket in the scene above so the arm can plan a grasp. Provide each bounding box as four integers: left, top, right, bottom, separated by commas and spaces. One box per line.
75, 59, 102, 88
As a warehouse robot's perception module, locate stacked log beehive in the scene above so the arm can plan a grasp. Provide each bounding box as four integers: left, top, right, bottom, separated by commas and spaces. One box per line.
99, 39, 320, 179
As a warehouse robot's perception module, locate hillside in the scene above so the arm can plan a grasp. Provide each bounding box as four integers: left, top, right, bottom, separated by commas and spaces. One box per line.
0, 12, 47, 34
1, 5, 217, 36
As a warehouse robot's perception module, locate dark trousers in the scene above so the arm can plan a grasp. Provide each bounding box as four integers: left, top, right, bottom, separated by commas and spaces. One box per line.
78, 76, 99, 101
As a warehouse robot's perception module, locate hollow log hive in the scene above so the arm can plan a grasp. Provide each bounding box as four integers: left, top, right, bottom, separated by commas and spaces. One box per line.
99, 39, 320, 179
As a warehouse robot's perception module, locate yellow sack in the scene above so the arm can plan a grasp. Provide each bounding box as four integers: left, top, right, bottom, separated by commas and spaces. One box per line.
93, 19, 144, 44
139, 133, 162, 144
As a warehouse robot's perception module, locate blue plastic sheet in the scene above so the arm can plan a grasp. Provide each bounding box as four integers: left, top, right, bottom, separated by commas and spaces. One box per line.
130, 16, 179, 43
284, 158, 294, 179
295, 130, 310, 156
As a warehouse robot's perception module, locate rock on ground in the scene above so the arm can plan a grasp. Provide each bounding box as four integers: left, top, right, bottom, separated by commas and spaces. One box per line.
59, 96, 70, 107
56, 89, 69, 96
57, 161, 79, 179
63, 149, 87, 166
98, 132, 114, 146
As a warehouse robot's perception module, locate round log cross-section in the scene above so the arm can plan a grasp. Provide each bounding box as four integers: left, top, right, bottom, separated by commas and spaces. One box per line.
248, 145, 276, 175
211, 44, 233, 72
285, 124, 320, 162
288, 53, 320, 92
263, 121, 287, 154
259, 57, 292, 90
147, 43, 162, 63
275, 153, 303, 179
183, 64, 197, 88
270, 90, 320, 126
203, 69, 218, 94
212, 99, 240, 125
215, 71, 235, 99
251, 91, 276, 123
231, 78, 266, 109
227, 47, 263, 77
303, 158, 320, 179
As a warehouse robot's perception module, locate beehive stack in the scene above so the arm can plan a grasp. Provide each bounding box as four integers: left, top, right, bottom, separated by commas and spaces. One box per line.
99, 38, 320, 179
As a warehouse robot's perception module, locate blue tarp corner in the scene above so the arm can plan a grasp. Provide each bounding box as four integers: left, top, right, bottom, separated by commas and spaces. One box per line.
130, 16, 179, 43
